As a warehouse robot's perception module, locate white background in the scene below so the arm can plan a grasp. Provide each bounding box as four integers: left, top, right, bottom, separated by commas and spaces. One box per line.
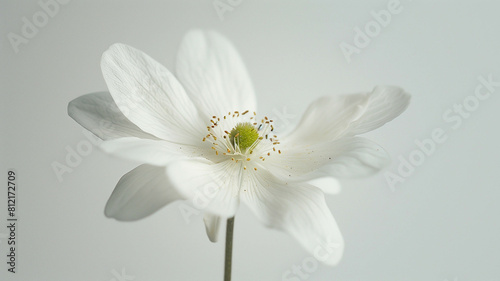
1, 1, 499, 280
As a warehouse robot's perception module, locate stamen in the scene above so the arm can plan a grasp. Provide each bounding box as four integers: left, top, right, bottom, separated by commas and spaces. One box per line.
203, 111, 283, 161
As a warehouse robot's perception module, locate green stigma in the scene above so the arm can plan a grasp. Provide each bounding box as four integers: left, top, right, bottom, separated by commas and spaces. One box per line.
230, 122, 259, 151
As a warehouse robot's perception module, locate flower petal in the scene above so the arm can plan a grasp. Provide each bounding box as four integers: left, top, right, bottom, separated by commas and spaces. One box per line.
317, 138, 390, 178
166, 159, 241, 217
287, 86, 410, 144
105, 164, 184, 221
101, 43, 204, 144
241, 171, 344, 265
308, 177, 341, 195
263, 137, 390, 180
68, 91, 157, 140
99, 137, 187, 166
203, 213, 222, 243
175, 30, 257, 119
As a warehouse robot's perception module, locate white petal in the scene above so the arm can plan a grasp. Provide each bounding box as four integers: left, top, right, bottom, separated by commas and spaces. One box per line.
101, 43, 204, 144
105, 164, 184, 221
241, 171, 344, 265
175, 30, 257, 119
318, 138, 390, 178
166, 159, 241, 217
203, 213, 222, 243
264, 137, 390, 180
288, 86, 410, 144
99, 137, 187, 166
308, 177, 341, 195
68, 92, 157, 140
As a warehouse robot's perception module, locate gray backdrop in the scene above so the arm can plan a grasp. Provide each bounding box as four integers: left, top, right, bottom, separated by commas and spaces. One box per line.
1, 0, 499, 280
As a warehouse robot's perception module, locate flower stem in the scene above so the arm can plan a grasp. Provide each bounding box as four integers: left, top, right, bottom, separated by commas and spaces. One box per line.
224, 217, 235, 281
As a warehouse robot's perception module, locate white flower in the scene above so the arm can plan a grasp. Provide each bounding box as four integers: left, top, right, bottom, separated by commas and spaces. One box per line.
68, 30, 410, 266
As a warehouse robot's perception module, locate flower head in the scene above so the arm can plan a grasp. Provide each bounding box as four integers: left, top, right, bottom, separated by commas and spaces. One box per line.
68, 30, 410, 265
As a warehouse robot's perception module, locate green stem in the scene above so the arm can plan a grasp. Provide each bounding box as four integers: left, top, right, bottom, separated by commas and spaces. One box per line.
224, 217, 235, 281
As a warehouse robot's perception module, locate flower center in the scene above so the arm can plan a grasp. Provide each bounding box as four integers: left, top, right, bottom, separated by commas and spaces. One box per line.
202, 110, 282, 165
229, 122, 259, 151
